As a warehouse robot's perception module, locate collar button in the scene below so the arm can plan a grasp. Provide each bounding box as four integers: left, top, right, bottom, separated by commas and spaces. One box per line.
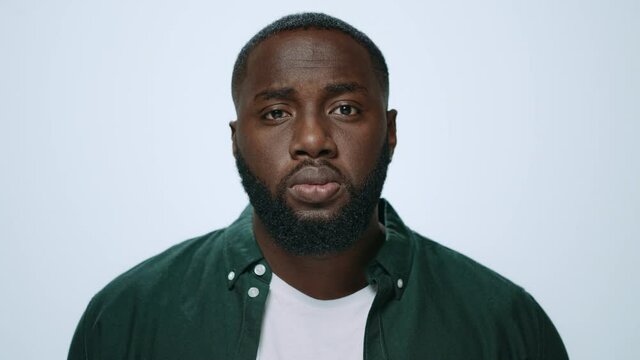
253, 264, 266, 276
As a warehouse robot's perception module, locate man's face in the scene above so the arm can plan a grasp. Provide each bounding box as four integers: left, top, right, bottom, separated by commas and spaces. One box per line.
231, 29, 397, 255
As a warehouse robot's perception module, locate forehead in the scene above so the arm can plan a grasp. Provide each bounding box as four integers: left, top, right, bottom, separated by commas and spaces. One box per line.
237, 29, 382, 104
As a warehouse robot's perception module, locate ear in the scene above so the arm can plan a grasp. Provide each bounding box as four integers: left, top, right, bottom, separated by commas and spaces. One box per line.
229, 120, 238, 156
386, 109, 398, 160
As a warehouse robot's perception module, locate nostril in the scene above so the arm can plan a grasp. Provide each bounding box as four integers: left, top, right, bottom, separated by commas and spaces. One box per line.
318, 149, 333, 157
292, 145, 336, 159
294, 149, 308, 157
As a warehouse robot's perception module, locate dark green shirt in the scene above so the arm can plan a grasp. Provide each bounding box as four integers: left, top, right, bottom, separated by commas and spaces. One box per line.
69, 200, 568, 359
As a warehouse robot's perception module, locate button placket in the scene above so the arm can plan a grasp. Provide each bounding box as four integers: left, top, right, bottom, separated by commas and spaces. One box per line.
234, 272, 270, 360
248, 287, 260, 298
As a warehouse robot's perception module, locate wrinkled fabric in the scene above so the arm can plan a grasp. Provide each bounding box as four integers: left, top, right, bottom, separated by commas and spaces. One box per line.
68, 199, 568, 360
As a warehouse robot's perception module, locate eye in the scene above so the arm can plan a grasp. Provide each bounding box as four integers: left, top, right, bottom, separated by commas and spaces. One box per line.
263, 109, 291, 121
330, 104, 360, 116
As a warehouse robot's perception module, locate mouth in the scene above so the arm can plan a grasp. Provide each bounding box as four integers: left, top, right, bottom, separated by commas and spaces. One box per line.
286, 166, 344, 205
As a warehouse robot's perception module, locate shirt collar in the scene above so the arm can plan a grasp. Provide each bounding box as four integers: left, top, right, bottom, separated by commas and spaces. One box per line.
222, 198, 415, 298
369, 199, 414, 300
222, 205, 264, 289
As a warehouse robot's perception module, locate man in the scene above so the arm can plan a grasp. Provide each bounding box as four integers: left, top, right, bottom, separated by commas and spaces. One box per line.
69, 13, 568, 360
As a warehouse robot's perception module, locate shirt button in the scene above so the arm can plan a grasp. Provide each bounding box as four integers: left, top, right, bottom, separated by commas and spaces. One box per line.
227, 271, 235, 281
397, 278, 404, 289
253, 264, 266, 276
248, 287, 260, 298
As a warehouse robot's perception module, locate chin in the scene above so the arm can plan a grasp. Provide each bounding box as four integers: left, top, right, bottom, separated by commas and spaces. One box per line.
292, 208, 341, 222
287, 197, 350, 222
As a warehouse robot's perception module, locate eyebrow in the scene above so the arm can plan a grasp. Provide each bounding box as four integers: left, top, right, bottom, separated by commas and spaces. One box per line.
252, 82, 368, 102
254, 87, 296, 101
324, 82, 368, 96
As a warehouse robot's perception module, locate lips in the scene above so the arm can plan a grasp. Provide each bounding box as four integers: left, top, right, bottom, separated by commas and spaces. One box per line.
286, 166, 343, 204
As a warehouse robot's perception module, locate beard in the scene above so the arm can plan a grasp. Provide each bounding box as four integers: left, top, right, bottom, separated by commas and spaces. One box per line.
235, 139, 391, 257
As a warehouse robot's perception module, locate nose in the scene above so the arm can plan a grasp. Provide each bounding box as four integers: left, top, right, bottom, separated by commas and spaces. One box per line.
289, 110, 337, 160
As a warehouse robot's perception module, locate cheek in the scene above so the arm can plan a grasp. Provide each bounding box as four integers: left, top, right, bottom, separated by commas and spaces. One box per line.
335, 122, 387, 178
236, 126, 291, 185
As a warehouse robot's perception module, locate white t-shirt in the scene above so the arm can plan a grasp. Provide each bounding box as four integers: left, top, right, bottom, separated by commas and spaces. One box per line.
256, 273, 377, 360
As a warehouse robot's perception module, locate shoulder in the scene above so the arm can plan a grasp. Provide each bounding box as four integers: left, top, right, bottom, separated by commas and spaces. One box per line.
68, 226, 245, 359
381, 199, 527, 307
87, 228, 228, 315
409, 231, 524, 303
406, 231, 539, 329
403, 232, 568, 358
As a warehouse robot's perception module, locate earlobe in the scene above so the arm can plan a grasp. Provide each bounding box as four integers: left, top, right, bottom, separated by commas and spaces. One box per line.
386, 109, 398, 160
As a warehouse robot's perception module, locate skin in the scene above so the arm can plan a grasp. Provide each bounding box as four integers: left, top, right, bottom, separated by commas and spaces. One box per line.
230, 29, 397, 299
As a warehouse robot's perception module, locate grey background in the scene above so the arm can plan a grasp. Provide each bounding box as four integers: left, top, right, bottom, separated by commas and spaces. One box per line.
1, 0, 638, 359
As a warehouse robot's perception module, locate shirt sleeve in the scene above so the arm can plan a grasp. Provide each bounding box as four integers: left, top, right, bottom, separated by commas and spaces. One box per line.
526, 292, 569, 360
67, 300, 92, 360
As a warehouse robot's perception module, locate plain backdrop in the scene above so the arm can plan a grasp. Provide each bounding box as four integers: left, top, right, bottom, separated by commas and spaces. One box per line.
1, 0, 638, 359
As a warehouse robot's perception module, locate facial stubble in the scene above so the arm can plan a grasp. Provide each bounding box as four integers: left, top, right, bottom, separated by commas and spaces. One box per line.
235, 139, 390, 257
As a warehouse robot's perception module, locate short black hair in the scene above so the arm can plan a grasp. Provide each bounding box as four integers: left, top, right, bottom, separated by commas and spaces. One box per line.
231, 12, 389, 107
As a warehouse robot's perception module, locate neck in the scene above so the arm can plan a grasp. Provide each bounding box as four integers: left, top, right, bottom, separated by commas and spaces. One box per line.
253, 206, 385, 300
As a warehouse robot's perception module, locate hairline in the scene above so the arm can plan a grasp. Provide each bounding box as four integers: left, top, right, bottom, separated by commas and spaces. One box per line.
231, 14, 389, 109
